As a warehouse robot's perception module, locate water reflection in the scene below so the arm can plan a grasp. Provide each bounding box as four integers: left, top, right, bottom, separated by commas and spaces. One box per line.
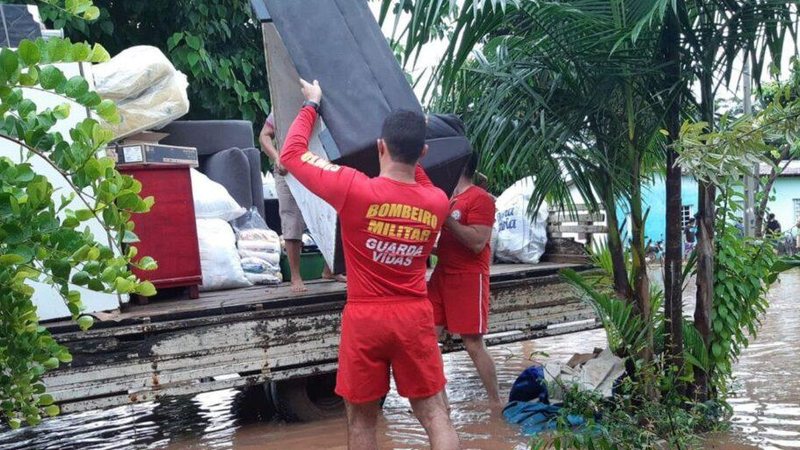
0, 270, 797, 449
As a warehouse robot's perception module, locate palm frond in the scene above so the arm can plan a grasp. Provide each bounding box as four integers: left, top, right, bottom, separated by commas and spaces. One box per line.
562, 268, 651, 357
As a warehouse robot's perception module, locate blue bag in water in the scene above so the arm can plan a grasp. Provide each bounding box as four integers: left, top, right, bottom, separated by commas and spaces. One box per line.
503, 400, 585, 435
508, 365, 549, 403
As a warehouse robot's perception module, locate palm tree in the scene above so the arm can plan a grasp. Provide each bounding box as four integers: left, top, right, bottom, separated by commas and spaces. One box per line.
668, 0, 797, 399
379, 0, 798, 398
381, 1, 671, 369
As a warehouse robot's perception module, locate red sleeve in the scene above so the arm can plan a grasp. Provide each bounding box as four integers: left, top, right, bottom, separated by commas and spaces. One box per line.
466, 191, 496, 227
415, 164, 434, 187
280, 106, 361, 212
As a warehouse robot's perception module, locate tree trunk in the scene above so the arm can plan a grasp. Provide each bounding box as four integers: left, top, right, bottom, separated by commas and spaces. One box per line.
693, 59, 716, 402
630, 151, 652, 363
603, 185, 633, 301
661, 8, 684, 370
694, 181, 715, 401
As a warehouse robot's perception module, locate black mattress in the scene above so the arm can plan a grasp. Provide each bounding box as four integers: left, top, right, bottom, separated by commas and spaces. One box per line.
0, 5, 43, 48
252, 0, 471, 196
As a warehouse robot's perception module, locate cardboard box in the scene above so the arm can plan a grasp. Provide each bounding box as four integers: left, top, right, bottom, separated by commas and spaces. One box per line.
106, 131, 199, 167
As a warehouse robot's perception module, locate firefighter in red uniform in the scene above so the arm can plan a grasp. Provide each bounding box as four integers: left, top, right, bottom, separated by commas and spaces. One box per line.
280, 79, 459, 450
429, 151, 500, 405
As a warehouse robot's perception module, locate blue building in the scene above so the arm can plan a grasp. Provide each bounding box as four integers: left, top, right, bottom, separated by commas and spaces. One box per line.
622, 162, 800, 244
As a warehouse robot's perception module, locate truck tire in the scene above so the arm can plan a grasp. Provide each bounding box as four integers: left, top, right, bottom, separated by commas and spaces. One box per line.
232, 384, 276, 422
270, 373, 344, 422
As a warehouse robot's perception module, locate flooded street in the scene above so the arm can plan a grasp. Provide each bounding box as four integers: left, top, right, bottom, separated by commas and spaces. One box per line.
1, 270, 798, 449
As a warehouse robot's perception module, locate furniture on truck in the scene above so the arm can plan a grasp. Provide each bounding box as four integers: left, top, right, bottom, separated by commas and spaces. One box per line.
161, 120, 265, 220
42, 263, 600, 420
41, 202, 608, 422
119, 164, 202, 299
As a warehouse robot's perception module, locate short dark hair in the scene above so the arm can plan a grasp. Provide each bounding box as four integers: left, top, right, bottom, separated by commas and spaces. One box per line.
381, 109, 426, 165
768, 213, 776, 220
464, 151, 479, 179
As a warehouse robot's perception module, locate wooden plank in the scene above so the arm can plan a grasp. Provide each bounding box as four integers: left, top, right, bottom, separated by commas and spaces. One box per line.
45, 263, 581, 332
550, 204, 598, 213
547, 225, 608, 234
548, 212, 605, 223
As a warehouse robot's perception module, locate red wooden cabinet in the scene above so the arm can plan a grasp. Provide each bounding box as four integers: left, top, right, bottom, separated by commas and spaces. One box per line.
119, 164, 201, 299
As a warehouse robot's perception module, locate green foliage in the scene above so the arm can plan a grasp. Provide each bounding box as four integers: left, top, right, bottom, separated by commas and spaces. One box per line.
676, 88, 800, 187
562, 268, 650, 358
530, 370, 720, 449
707, 186, 781, 395
758, 57, 800, 106
1, 3, 155, 428
33, 0, 270, 124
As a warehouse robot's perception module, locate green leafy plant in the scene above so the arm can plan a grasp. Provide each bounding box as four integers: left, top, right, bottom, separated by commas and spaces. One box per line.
562, 268, 650, 359
1, 3, 155, 428
706, 185, 780, 397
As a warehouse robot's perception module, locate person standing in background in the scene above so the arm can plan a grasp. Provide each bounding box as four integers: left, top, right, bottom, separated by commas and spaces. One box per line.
684, 217, 697, 258
766, 213, 782, 236
795, 217, 800, 253
259, 113, 344, 292
429, 151, 500, 405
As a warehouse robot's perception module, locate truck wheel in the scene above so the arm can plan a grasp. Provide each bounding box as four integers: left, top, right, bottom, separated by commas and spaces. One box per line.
270, 373, 344, 422
232, 384, 276, 422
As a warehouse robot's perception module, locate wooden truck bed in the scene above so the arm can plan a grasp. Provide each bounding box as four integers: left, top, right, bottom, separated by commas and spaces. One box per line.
43, 263, 599, 413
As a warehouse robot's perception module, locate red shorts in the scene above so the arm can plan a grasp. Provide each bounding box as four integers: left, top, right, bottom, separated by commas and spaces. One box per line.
335, 300, 446, 404
429, 269, 490, 335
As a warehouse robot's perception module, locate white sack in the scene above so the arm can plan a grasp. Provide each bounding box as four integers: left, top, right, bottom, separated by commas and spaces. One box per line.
494, 177, 549, 264
93, 45, 190, 138
239, 250, 280, 266
190, 169, 245, 221
245, 272, 282, 285
93, 46, 174, 101
196, 219, 251, 291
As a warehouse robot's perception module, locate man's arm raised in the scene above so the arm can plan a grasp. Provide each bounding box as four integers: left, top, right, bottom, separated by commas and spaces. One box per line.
279, 79, 360, 212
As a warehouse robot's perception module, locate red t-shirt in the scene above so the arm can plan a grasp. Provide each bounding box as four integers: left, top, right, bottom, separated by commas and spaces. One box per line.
436, 186, 496, 274
280, 106, 449, 302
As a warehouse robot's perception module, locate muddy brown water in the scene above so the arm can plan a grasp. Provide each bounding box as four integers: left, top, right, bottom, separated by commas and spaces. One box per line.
1, 270, 798, 449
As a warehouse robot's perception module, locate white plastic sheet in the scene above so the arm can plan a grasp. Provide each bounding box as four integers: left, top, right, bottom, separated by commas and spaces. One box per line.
494, 177, 549, 264
544, 349, 626, 400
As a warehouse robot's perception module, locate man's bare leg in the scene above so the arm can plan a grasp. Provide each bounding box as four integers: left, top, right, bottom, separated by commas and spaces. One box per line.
409, 392, 460, 450
461, 335, 501, 405
434, 326, 451, 412
285, 239, 307, 292
322, 263, 347, 282
345, 399, 381, 450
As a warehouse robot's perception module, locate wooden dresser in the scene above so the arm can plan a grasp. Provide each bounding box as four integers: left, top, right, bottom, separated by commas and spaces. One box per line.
119, 164, 201, 299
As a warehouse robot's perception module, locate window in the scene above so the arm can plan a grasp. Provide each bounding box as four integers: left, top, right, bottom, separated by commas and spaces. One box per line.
681, 205, 693, 229
794, 199, 800, 222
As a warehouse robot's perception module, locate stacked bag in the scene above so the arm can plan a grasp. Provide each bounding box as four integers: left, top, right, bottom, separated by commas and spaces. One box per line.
233, 209, 283, 285
93, 46, 190, 139
190, 169, 252, 291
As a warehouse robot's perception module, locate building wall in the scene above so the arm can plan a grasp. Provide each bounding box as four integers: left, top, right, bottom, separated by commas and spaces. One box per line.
624, 175, 800, 243
770, 177, 800, 233
617, 176, 699, 244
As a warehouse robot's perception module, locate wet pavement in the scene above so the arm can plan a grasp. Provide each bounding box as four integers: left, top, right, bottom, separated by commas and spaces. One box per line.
1, 270, 798, 449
